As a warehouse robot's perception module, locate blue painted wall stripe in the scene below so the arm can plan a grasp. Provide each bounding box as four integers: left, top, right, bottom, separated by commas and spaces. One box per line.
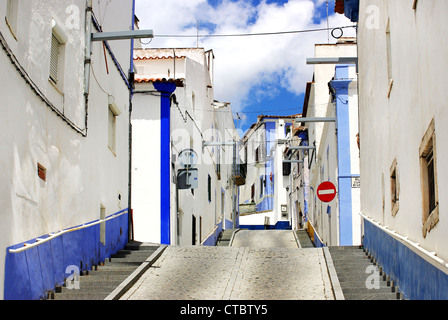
153, 82, 176, 245
331, 65, 354, 246
363, 219, 448, 300
4, 209, 129, 300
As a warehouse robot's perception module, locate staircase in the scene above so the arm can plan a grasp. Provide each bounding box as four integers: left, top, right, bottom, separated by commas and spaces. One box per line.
328, 246, 404, 300
295, 229, 315, 248
49, 241, 162, 300
216, 229, 235, 246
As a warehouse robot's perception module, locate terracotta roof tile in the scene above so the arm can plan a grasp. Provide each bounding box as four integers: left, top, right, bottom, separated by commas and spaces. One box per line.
134, 75, 184, 87
134, 49, 186, 61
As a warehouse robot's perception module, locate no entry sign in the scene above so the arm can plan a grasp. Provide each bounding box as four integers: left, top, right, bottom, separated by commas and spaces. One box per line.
317, 181, 337, 202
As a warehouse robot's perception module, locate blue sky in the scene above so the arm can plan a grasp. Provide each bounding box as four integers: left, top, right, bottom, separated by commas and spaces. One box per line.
135, 0, 352, 134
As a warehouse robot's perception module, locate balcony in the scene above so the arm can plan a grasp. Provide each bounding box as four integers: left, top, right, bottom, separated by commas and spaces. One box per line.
234, 162, 247, 186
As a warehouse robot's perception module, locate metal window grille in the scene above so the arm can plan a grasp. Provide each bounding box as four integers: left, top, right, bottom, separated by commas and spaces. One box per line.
426, 149, 436, 213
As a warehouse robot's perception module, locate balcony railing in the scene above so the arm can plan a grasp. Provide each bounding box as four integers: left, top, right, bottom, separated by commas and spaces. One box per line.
234, 162, 247, 186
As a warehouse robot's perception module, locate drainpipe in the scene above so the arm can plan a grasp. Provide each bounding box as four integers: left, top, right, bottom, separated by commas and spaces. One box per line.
84, 0, 93, 135
173, 48, 176, 80
128, 0, 136, 242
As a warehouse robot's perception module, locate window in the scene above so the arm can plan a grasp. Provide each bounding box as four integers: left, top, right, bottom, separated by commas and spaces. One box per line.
260, 176, 264, 197
6, 0, 18, 37
108, 96, 121, 154
390, 159, 399, 217
216, 148, 221, 180
49, 20, 67, 88
420, 119, 439, 237
108, 108, 116, 153
283, 161, 291, 176
255, 147, 259, 163
251, 184, 255, 203
192, 214, 197, 245
50, 34, 60, 83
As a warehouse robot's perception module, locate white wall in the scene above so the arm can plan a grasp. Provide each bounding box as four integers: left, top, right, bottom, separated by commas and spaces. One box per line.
358, 0, 448, 261
131, 87, 161, 243
0, 0, 132, 298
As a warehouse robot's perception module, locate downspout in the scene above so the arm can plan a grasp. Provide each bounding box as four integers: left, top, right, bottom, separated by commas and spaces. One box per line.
84, 0, 93, 136
171, 93, 180, 246
128, 0, 136, 241
173, 48, 176, 80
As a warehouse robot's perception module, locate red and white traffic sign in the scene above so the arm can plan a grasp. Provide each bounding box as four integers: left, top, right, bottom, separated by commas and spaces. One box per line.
317, 181, 337, 203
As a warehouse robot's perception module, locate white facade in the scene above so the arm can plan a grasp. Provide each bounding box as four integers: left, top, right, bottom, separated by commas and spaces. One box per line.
349, 0, 448, 299
239, 116, 296, 230
131, 48, 240, 247
300, 39, 360, 247
0, 0, 134, 299
286, 121, 309, 231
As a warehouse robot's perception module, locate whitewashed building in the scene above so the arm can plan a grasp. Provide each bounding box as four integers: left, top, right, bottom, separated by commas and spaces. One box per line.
283, 122, 308, 231
131, 48, 242, 247
337, 0, 448, 299
298, 39, 360, 247
1, 0, 134, 299
239, 115, 298, 230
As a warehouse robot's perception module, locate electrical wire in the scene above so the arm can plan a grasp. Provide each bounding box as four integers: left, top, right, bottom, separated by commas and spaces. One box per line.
154, 25, 356, 39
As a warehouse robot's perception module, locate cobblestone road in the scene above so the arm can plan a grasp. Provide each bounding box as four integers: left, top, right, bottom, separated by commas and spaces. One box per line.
120, 230, 334, 300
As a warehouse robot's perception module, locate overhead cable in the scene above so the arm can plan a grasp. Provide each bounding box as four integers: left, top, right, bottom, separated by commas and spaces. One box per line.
155, 25, 357, 39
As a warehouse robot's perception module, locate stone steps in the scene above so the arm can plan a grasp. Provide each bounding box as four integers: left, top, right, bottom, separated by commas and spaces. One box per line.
216, 229, 236, 246
49, 241, 160, 300
295, 229, 315, 248
328, 246, 404, 300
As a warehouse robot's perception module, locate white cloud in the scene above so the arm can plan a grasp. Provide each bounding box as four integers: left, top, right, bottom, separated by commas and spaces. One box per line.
135, 0, 355, 112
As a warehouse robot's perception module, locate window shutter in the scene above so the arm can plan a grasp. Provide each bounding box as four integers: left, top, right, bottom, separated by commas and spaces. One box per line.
50, 34, 60, 83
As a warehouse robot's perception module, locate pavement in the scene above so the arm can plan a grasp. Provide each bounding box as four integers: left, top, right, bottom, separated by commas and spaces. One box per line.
120, 230, 334, 300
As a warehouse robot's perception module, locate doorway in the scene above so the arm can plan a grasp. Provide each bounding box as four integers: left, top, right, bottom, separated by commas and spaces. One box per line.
192, 214, 197, 245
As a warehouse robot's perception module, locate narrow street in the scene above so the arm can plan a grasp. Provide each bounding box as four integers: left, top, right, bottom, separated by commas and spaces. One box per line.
119, 230, 334, 300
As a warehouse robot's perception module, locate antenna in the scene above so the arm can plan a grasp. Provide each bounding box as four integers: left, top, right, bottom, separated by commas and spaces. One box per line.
326, 0, 330, 43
